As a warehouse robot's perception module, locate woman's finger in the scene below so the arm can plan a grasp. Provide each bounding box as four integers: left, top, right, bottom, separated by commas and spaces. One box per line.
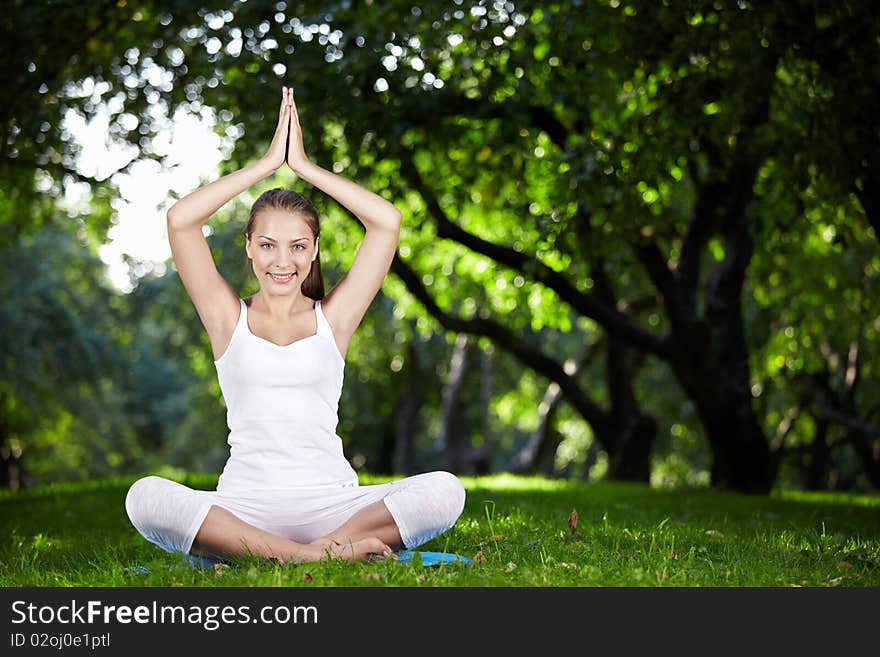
276, 99, 289, 129
282, 87, 293, 116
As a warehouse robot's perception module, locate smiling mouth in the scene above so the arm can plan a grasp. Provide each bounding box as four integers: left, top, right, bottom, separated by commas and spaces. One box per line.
269, 272, 296, 282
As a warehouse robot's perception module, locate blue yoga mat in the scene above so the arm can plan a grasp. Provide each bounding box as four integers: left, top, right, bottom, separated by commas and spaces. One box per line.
123, 565, 149, 575
395, 550, 472, 566
126, 550, 472, 574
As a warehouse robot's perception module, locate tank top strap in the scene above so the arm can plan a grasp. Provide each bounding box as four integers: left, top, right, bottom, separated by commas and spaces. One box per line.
237, 298, 248, 328
314, 299, 330, 336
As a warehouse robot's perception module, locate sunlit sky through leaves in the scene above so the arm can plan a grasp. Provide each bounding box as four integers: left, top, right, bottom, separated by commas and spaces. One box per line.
64, 98, 225, 293
60, 4, 524, 293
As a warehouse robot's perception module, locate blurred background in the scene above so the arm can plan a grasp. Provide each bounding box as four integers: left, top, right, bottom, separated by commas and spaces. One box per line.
2, 0, 878, 494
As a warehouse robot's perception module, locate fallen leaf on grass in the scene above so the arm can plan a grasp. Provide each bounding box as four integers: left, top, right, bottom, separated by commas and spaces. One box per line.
415, 574, 426, 582
704, 529, 725, 538
841, 561, 853, 569
506, 562, 517, 572
213, 563, 230, 574
491, 534, 505, 541
302, 573, 313, 583
473, 551, 486, 564
367, 573, 381, 582
669, 550, 679, 560
826, 576, 844, 587
569, 509, 579, 535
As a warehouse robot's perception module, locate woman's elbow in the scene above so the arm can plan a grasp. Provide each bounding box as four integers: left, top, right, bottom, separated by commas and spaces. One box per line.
166, 205, 181, 227
166, 204, 195, 230
388, 207, 403, 228
373, 208, 402, 233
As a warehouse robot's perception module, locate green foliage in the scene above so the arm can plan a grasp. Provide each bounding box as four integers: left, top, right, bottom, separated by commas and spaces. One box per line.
0, 221, 145, 482
3, 1, 879, 490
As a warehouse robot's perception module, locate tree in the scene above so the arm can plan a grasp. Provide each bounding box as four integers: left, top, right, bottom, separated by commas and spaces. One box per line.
5, 1, 878, 492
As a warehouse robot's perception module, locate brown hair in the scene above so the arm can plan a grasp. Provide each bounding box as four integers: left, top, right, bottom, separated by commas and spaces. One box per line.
245, 188, 325, 300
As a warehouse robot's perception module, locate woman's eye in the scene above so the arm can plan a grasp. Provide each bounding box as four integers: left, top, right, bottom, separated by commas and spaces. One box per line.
294, 245, 304, 251
260, 243, 272, 249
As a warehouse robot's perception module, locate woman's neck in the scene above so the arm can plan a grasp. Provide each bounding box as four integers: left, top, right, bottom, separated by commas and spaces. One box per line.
251, 291, 314, 319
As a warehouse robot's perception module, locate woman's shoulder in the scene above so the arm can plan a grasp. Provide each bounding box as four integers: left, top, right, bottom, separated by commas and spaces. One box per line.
315, 293, 352, 361
316, 292, 338, 324
207, 294, 245, 362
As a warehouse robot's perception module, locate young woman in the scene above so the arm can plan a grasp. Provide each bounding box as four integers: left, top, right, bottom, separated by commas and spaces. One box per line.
125, 87, 466, 564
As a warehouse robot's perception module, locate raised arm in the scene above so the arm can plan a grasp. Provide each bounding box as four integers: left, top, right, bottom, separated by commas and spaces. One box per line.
167, 88, 292, 354
285, 87, 402, 344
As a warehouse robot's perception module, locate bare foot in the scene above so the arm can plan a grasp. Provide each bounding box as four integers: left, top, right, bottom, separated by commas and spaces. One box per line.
309, 536, 341, 551
313, 537, 392, 563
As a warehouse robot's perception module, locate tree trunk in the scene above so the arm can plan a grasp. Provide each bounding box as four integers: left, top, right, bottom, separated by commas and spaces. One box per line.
847, 428, 880, 490
602, 334, 655, 483
690, 398, 773, 492
666, 160, 774, 493
392, 339, 426, 474
507, 342, 597, 476
0, 400, 28, 491
0, 412, 9, 489
480, 346, 494, 460
603, 412, 657, 482
507, 379, 565, 475
804, 418, 830, 490
798, 348, 880, 491
669, 328, 774, 493
436, 333, 486, 472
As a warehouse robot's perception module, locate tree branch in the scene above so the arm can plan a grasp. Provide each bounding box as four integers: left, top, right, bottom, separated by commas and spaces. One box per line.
632, 241, 693, 335
389, 253, 607, 427
704, 161, 761, 312
770, 404, 802, 457
396, 156, 669, 357
677, 178, 723, 310
507, 338, 601, 473
405, 90, 574, 150
817, 405, 880, 438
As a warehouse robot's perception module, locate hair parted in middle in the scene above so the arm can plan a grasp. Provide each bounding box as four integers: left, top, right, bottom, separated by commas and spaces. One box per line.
245, 188, 325, 300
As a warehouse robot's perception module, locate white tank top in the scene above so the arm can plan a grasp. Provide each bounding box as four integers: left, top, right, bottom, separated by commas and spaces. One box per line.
212, 297, 358, 492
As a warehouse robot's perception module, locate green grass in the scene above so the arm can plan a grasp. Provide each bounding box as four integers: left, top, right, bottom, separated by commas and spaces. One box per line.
1, 473, 878, 586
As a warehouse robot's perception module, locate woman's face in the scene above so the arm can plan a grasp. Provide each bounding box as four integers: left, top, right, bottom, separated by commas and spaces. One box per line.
245, 208, 319, 295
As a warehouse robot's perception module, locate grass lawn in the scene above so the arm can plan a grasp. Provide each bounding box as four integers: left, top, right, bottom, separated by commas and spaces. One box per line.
1, 473, 877, 587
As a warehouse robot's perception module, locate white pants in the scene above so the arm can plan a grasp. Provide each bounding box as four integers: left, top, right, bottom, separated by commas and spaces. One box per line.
125, 471, 466, 561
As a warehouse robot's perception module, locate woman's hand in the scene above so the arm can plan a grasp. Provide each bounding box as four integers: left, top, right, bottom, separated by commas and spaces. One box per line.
286, 86, 310, 174
260, 87, 292, 172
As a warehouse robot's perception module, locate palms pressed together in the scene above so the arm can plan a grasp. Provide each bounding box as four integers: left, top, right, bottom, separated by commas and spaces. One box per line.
264, 86, 310, 175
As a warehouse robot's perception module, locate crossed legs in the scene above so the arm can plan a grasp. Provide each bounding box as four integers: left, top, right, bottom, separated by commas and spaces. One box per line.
191, 500, 401, 563
306, 499, 404, 554
126, 472, 465, 565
